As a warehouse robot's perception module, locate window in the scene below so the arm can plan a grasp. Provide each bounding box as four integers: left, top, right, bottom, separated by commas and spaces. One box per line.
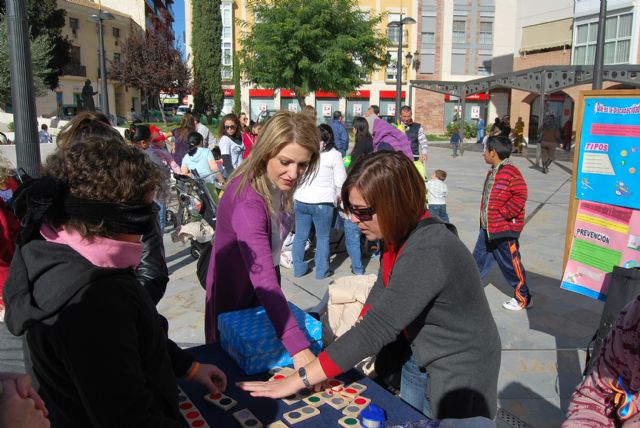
112, 27, 120, 38
420, 52, 435, 74
452, 19, 466, 44
69, 17, 79, 30
479, 21, 493, 45
451, 52, 465, 74
573, 13, 632, 65
387, 13, 401, 45
386, 52, 398, 82
422, 16, 436, 44
113, 53, 121, 64
477, 54, 492, 75
222, 6, 232, 39
221, 42, 232, 80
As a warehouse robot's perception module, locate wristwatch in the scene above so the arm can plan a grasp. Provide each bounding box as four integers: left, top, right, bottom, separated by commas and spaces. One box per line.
298, 367, 311, 388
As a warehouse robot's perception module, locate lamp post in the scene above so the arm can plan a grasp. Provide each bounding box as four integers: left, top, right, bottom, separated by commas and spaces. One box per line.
388, 15, 416, 121
592, 0, 607, 89
88, 10, 115, 118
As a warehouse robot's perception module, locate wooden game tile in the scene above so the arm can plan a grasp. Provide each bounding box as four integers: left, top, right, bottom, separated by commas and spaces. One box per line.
326, 379, 344, 392
302, 391, 328, 407
341, 385, 362, 400
203, 391, 237, 411
233, 408, 264, 428
282, 388, 312, 406
341, 396, 371, 417
338, 415, 362, 427
325, 394, 351, 410
267, 421, 289, 428
346, 382, 367, 394
269, 366, 295, 377
176, 386, 210, 428
282, 405, 320, 425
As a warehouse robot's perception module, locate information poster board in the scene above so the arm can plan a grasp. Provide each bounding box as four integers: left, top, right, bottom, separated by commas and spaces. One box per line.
561, 200, 640, 300
576, 96, 640, 209
563, 90, 640, 301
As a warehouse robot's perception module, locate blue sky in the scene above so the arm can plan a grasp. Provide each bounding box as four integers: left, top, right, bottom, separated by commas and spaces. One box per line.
173, 0, 186, 54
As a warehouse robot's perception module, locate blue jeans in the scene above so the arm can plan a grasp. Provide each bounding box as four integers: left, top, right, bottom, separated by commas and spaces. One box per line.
293, 201, 335, 279
334, 216, 365, 274
400, 355, 432, 418
428, 204, 449, 223
472, 228, 531, 305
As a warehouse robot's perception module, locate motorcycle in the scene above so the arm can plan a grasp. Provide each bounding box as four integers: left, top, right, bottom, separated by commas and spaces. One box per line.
168, 171, 220, 259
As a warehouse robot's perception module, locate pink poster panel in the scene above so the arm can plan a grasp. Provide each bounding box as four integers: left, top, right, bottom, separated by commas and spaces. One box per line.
562, 201, 640, 300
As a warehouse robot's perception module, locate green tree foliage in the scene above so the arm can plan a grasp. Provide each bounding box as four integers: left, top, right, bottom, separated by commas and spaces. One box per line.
233, 55, 241, 115
240, 0, 388, 107
0, 18, 53, 110
192, 0, 223, 116
0, 0, 72, 89
110, 11, 191, 125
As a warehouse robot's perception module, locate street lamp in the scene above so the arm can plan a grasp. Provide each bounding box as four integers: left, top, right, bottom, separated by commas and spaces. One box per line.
388, 15, 416, 120
88, 10, 115, 119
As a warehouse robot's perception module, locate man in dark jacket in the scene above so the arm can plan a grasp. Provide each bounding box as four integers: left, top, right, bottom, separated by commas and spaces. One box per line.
329, 111, 348, 156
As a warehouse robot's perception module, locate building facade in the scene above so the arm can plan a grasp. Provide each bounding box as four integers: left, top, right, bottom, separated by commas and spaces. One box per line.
35, 0, 174, 121
185, 0, 422, 125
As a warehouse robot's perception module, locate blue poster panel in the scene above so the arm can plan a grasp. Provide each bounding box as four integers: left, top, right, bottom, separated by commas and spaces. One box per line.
576, 97, 640, 209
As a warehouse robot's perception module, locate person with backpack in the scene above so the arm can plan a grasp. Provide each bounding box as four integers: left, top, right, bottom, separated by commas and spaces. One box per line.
240, 151, 501, 421
3, 113, 227, 427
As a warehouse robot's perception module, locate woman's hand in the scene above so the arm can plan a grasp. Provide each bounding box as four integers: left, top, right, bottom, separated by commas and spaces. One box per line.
189, 363, 227, 394
0, 377, 50, 428
0, 373, 48, 417
292, 349, 315, 371
238, 373, 305, 399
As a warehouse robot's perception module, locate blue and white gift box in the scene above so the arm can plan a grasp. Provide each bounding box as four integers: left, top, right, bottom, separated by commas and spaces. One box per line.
218, 303, 322, 375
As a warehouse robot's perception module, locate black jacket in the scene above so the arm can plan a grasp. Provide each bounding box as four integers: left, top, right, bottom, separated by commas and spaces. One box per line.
137, 214, 169, 305
3, 239, 193, 427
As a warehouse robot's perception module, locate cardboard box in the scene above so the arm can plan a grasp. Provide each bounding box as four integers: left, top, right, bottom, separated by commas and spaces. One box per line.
218, 303, 322, 374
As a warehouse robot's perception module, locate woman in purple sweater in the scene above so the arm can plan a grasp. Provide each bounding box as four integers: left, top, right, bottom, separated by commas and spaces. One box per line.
205, 111, 320, 369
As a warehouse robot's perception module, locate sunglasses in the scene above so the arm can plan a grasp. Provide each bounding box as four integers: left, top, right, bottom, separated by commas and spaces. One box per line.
224, 125, 237, 130
348, 206, 375, 222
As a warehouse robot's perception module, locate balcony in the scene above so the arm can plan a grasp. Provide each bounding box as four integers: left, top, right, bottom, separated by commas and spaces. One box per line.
62, 63, 87, 77
386, 28, 409, 46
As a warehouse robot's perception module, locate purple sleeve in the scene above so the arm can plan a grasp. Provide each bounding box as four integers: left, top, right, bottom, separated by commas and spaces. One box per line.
232, 197, 310, 356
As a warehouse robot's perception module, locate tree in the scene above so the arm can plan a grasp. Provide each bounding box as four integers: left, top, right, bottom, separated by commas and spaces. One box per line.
191, 0, 223, 116
233, 55, 241, 115
0, 18, 53, 110
239, 0, 389, 107
110, 10, 191, 125
0, 0, 72, 90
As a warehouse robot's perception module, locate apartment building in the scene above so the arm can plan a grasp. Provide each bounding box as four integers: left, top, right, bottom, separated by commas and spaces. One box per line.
410, 0, 518, 133
510, 0, 639, 140
35, 0, 174, 120
185, 0, 421, 124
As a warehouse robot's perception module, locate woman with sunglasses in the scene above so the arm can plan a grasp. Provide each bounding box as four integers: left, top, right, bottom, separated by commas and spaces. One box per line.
240, 151, 501, 421
218, 113, 245, 176
205, 111, 321, 370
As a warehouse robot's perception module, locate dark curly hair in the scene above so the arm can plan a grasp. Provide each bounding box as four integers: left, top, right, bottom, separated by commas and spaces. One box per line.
43, 113, 165, 238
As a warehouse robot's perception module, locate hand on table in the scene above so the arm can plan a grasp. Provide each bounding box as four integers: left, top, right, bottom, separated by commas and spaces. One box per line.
190, 363, 227, 394
0, 375, 50, 428
238, 373, 305, 399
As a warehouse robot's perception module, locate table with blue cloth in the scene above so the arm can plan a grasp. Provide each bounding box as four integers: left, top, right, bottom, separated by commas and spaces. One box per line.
179, 344, 427, 427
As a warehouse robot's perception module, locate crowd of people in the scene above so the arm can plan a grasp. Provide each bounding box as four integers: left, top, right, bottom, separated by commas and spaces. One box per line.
0, 104, 618, 428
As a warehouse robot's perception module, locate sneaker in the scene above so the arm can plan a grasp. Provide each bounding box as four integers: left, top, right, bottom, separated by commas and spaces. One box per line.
502, 297, 531, 311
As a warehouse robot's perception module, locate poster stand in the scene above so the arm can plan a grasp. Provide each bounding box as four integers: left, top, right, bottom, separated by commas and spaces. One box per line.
562, 90, 640, 300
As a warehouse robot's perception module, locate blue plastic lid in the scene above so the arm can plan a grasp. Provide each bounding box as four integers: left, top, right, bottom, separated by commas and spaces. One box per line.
360, 403, 386, 423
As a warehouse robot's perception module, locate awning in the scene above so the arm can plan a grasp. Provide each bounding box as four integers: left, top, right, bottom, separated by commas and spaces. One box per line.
520, 18, 572, 53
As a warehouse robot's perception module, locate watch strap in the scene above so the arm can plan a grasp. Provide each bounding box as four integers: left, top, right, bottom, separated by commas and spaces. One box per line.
298, 367, 311, 388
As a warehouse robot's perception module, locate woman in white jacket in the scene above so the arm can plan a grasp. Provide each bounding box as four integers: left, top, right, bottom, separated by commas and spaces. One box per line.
292, 124, 346, 279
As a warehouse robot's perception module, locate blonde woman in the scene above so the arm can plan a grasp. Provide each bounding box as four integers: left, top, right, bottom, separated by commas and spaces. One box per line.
205, 111, 321, 370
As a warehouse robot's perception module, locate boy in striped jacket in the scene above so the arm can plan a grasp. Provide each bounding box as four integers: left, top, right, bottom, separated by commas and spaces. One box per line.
472, 136, 531, 311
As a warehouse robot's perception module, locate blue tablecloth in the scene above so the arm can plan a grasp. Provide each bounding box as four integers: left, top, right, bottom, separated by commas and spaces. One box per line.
179, 344, 427, 427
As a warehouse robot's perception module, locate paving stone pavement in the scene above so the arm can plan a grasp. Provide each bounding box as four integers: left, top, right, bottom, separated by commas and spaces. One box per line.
1, 143, 600, 427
